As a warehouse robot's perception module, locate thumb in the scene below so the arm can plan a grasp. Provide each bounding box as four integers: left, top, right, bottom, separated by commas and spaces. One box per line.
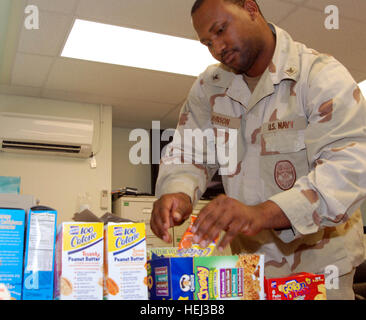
171, 198, 183, 223
173, 211, 183, 223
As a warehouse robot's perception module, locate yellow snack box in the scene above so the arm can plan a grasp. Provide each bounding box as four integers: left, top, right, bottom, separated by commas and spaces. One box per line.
104, 222, 148, 300
54, 222, 104, 300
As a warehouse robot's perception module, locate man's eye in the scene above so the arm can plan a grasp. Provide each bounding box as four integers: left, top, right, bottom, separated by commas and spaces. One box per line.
217, 25, 226, 35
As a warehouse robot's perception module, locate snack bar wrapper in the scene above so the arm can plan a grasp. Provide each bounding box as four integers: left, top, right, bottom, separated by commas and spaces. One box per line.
177, 215, 218, 257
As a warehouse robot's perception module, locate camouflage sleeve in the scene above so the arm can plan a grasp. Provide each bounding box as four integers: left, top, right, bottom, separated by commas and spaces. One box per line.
269, 55, 366, 242
155, 75, 219, 206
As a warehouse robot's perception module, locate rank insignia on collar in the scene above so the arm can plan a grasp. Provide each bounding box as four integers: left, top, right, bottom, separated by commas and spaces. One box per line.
285, 67, 296, 76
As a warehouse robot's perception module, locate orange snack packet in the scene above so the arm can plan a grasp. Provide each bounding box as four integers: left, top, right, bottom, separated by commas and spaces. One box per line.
177, 215, 218, 257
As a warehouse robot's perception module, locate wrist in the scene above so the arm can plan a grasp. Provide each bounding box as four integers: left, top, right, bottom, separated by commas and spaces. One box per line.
257, 200, 291, 230
177, 192, 192, 205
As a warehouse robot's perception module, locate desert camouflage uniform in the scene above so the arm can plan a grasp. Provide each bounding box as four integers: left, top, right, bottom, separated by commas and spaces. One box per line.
156, 24, 366, 284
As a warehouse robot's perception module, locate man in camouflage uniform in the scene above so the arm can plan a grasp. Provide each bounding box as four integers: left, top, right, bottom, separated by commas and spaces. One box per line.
150, 0, 366, 299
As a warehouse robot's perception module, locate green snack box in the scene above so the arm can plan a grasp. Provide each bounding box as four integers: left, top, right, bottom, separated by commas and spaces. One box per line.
193, 254, 265, 300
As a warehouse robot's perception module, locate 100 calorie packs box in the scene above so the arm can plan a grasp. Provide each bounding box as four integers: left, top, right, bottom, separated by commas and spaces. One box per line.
104, 222, 148, 300
148, 257, 194, 300
54, 222, 104, 300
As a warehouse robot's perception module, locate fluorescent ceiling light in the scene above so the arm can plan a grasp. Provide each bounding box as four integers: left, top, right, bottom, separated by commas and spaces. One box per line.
61, 19, 218, 77
359, 80, 366, 97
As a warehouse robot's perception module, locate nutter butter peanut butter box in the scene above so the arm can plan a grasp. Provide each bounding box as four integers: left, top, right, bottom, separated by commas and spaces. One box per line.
54, 222, 104, 300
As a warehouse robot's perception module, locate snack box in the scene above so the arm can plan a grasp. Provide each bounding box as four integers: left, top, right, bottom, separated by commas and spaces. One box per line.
177, 215, 218, 257
265, 272, 327, 300
147, 256, 194, 300
54, 222, 104, 300
0, 208, 26, 300
104, 222, 148, 300
147, 247, 178, 261
22, 206, 57, 300
194, 254, 265, 300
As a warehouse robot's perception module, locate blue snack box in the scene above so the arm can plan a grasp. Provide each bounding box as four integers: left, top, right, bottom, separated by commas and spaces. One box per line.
0, 208, 26, 300
22, 206, 57, 300
148, 256, 194, 300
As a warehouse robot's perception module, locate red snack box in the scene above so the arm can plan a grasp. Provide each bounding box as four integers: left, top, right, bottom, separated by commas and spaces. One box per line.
265, 272, 326, 300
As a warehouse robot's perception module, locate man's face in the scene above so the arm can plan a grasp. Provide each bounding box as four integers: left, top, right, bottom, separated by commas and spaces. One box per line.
192, 0, 263, 74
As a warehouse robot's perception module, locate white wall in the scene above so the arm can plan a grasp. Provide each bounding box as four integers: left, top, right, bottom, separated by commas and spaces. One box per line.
112, 127, 151, 194
0, 94, 112, 223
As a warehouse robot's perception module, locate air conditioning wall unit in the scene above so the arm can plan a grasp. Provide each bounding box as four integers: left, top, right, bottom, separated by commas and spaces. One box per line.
0, 112, 94, 158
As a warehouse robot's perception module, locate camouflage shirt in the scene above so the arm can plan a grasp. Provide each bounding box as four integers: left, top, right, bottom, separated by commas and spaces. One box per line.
156, 24, 366, 276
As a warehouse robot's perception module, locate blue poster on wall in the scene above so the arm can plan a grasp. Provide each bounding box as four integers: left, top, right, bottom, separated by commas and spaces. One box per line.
0, 176, 21, 194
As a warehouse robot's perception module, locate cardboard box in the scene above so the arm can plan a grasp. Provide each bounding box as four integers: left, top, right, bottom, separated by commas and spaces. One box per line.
54, 222, 104, 300
104, 222, 148, 300
193, 255, 265, 300
265, 272, 326, 300
147, 247, 179, 260
0, 208, 26, 300
148, 257, 194, 300
22, 206, 57, 300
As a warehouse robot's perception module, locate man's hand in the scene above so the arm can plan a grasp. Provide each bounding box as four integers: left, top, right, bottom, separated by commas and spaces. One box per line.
150, 193, 193, 243
191, 194, 291, 252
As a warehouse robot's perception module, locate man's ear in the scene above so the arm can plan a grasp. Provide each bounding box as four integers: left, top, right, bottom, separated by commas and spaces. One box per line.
243, 0, 260, 19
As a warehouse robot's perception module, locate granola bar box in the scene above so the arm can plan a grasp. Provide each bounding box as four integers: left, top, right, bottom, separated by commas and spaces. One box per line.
265, 272, 327, 300
193, 254, 265, 300
147, 256, 194, 300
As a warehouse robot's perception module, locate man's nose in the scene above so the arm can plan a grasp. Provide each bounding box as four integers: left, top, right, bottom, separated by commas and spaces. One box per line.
212, 40, 226, 58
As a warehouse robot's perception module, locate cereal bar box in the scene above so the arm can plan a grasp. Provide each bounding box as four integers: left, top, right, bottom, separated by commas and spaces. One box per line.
265, 272, 327, 300
104, 222, 148, 300
147, 247, 179, 260
194, 254, 265, 300
54, 222, 104, 300
0, 208, 26, 300
147, 256, 194, 300
22, 206, 57, 300
177, 215, 218, 257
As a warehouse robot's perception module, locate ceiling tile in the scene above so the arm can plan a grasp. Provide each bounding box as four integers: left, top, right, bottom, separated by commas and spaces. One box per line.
18, 11, 71, 56
45, 58, 196, 105
112, 99, 177, 129
11, 53, 53, 87
27, 0, 78, 14
348, 69, 366, 83
257, 0, 298, 24
0, 84, 42, 97
304, 0, 366, 22
278, 7, 366, 73
76, 0, 197, 39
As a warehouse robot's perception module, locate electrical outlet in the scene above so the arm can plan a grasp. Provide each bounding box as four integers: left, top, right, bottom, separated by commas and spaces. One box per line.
100, 190, 108, 209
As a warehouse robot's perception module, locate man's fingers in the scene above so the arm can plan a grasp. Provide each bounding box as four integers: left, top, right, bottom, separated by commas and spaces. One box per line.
150, 200, 173, 242
217, 221, 243, 251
